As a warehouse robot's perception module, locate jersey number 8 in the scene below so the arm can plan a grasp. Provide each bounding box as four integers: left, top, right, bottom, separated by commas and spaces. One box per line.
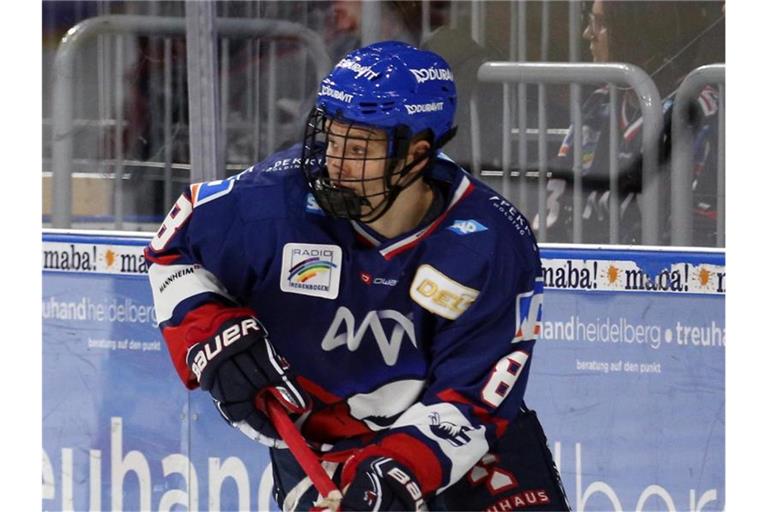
481, 351, 529, 408
150, 195, 193, 251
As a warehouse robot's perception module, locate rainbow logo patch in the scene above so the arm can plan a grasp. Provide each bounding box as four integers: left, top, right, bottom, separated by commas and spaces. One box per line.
288, 257, 338, 283
280, 243, 343, 299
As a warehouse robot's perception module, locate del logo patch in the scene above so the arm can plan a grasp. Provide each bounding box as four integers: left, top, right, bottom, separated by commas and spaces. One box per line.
410, 264, 479, 320
280, 243, 342, 299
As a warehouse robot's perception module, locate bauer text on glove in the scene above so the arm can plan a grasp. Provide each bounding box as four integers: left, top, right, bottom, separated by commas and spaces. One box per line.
340, 456, 427, 511
186, 315, 310, 447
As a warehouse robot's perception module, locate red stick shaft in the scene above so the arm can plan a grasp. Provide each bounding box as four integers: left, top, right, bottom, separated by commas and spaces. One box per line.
265, 398, 341, 502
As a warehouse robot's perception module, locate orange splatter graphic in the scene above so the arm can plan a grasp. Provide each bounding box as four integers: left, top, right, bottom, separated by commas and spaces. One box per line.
105, 249, 116, 267
607, 265, 620, 284
698, 268, 710, 286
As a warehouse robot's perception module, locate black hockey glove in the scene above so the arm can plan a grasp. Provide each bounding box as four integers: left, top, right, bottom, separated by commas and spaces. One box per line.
186, 315, 310, 447
341, 457, 427, 511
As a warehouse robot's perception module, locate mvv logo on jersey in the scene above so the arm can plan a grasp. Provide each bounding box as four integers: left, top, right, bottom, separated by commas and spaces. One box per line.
280, 243, 342, 299
321, 306, 416, 366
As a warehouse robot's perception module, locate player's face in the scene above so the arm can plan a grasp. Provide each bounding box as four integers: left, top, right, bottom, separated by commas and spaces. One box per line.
583, 0, 609, 62
324, 120, 391, 211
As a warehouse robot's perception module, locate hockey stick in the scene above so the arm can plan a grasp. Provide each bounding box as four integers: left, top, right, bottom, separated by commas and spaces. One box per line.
264, 396, 343, 512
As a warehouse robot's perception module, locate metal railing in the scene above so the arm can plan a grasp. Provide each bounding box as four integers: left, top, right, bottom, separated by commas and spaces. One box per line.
45, 1, 584, 233
50, 14, 331, 228
671, 64, 726, 247
478, 62, 664, 245
45, 2, 724, 246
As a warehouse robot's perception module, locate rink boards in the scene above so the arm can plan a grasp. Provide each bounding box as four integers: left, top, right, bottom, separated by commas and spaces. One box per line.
42, 231, 725, 511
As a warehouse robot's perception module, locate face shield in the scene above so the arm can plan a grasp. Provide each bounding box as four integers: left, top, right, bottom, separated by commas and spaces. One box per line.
302, 108, 427, 222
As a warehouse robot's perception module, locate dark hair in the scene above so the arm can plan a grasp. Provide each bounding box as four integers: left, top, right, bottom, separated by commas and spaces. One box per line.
601, 1, 683, 94
596, 1, 724, 96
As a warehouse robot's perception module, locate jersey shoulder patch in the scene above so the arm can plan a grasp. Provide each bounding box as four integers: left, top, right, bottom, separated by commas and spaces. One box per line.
190, 178, 236, 207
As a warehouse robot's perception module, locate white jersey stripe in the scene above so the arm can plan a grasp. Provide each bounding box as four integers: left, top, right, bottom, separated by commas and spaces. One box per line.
148, 263, 235, 323
350, 221, 381, 247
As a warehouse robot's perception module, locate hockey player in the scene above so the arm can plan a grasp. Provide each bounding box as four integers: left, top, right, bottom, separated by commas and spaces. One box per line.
145, 41, 568, 511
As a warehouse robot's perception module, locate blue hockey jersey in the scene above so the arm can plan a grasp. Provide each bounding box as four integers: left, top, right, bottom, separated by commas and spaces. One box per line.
145, 144, 544, 496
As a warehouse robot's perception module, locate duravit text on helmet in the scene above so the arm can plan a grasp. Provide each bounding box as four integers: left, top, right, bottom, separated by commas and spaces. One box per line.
320, 85, 354, 103
405, 102, 445, 115
409, 68, 454, 84
335, 58, 380, 81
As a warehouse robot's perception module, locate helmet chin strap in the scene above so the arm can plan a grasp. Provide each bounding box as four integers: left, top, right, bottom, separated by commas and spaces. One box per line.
354, 123, 456, 224
311, 181, 368, 220
312, 150, 430, 224
357, 150, 433, 224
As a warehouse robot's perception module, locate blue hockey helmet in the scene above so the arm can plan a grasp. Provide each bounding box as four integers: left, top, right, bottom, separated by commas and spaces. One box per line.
315, 40, 457, 148
301, 41, 458, 222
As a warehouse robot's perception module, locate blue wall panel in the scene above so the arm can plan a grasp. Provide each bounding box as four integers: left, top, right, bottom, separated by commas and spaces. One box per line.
42, 232, 724, 511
